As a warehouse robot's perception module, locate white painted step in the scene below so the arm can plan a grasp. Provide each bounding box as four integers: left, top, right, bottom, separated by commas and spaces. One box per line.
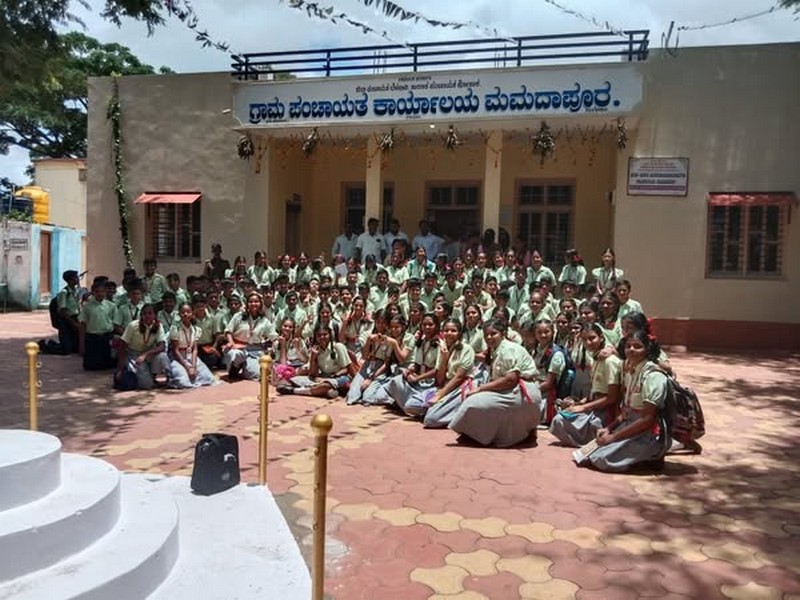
0, 453, 121, 581
143, 474, 310, 600
0, 430, 61, 510
0, 476, 180, 600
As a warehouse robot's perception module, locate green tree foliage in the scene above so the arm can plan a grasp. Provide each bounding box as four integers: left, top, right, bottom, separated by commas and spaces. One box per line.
0, 31, 170, 159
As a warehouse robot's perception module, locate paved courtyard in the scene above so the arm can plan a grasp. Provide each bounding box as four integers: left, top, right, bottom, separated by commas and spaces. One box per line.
1, 311, 799, 600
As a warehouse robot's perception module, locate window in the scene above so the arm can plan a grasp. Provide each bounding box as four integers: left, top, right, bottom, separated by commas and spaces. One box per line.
707, 192, 794, 278
516, 181, 574, 265
343, 183, 394, 233
426, 182, 481, 238
137, 193, 202, 260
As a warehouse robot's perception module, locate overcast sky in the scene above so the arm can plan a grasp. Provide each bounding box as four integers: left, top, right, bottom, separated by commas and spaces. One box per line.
3, 0, 798, 183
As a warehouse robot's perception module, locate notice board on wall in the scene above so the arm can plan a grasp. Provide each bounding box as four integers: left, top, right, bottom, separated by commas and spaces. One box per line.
627, 157, 689, 196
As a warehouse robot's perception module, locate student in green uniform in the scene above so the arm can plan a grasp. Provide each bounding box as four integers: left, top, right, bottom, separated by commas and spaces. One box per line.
79, 279, 117, 370
143, 258, 168, 307
56, 269, 82, 353
116, 303, 170, 390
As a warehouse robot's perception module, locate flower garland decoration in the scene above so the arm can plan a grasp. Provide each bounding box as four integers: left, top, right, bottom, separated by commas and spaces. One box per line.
106, 74, 134, 268
616, 118, 628, 150
237, 134, 255, 160
378, 128, 395, 152
302, 128, 320, 157
531, 121, 556, 165
444, 125, 461, 151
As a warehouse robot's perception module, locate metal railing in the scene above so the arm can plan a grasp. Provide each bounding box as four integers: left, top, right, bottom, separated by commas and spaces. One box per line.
231, 30, 649, 80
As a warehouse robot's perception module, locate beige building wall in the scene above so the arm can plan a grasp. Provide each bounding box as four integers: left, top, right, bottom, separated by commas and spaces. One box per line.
34, 159, 87, 231
87, 72, 250, 282
615, 44, 800, 325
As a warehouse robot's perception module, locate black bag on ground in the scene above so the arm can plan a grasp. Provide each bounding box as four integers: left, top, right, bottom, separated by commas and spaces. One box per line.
190, 433, 240, 495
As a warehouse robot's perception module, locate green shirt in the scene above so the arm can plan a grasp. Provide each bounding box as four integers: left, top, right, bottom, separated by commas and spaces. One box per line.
413, 338, 440, 370
314, 342, 351, 376
225, 313, 277, 344
121, 320, 167, 353
623, 362, 668, 412
436, 343, 475, 379
144, 273, 168, 304
56, 285, 80, 317
114, 301, 145, 331
78, 296, 116, 334
490, 339, 536, 381
590, 353, 622, 395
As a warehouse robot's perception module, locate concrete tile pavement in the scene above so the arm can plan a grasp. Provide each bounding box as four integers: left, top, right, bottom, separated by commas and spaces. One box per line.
1, 311, 799, 599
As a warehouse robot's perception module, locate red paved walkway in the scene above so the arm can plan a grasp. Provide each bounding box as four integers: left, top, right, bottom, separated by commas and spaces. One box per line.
1, 311, 799, 599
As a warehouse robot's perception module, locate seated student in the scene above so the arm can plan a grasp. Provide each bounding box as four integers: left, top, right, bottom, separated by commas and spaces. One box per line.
491, 307, 523, 344
165, 273, 190, 307
441, 269, 463, 305
55, 270, 82, 354
303, 302, 340, 341
527, 250, 556, 287
422, 318, 480, 429
333, 286, 354, 323
347, 309, 392, 404
368, 268, 391, 310
143, 258, 168, 307
168, 302, 216, 389
550, 322, 622, 447
613, 312, 673, 376
591, 248, 624, 295
516, 291, 555, 328
461, 303, 488, 360
558, 248, 587, 286
554, 311, 574, 347
508, 266, 529, 315
79, 279, 117, 370
529, 319, 571, 425
222, 292, 277, 380
113, 279, 146, 334
598, 291, 622, 347
360, 314, 415, 406
615, 279, 643, 320
105, 280, 118, 303
277, 290, 308, 327
585, 330, 671, 472
449, 319, 543, 447
339, 295, 372, 358
248, 250, 272, 287
157, 291, 178, 332
278, 324, 354, 398
398, 278, 426, 319
193, 295, 223, 369
386, 312, 441, 416
272, 317, 309, 384
471, 271, 495, 314
420, 272, 439, 309
116, 303, 170, 390
113, 267, 138, 307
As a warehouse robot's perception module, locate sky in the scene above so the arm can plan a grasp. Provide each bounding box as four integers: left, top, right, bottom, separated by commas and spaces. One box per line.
2, 0, 798, 184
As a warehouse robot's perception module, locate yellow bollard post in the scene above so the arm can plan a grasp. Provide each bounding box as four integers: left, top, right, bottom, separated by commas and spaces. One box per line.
25, 341, 40, 431
310, 414, 333, 600
258, 354, 273, 486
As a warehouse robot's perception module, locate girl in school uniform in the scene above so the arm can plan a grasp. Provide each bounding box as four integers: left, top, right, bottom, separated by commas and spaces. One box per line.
168, 303, 216, 389
592, 248, 624, 294
461, 304, 487, 359
586, 330, 671, 472
598, 291, 622, 347
222, 292, 277, 380
360, 314, 415, 405
294, 252, 314, 286
550, 322, 622, 446
387, 313, 441, 416
283, 324, 354, 398
527, 250, 557, 287
272, 317, 309, 385
193, 295, 223, 369
448, 319, 542, 447
516, 291, 555, 328
422, 318, 479, 428
303, 302, 340, 342
116, 304, 170, 390
274, 254, 296, 285
558, 249, 587, 286
339, 296, 373, 358
554, 311, 573, 348
616, 312, 673, 376
347, 310, 393, 404
529, 319, 568, 424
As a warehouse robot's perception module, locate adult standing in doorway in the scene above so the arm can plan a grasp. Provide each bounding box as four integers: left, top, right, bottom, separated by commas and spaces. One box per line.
412, 219, 443, 260
203, 243, 231, 282
383, 218, 409, 257
355, 217, 385, 263
331, 223, 358, 261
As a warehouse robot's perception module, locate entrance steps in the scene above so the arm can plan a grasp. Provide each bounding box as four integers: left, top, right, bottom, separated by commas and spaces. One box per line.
0, 430, 310, 599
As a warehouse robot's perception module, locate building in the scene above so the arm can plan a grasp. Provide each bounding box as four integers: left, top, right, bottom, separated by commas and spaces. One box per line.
86, 34, 799, 349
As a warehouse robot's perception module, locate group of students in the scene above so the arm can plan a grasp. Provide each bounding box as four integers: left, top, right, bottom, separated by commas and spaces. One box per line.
53, 243, 676, 472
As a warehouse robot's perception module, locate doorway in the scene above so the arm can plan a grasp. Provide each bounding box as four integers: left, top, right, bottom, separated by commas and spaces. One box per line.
285, 195, 302, 255
39, 230, 52, 299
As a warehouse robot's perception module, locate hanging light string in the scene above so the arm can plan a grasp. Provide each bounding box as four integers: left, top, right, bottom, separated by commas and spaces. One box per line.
676, 2, 782, 31
539, 0, 629, 37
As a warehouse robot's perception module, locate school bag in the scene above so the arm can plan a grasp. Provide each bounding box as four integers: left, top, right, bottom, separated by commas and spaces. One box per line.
48, 297, 59, 328
190, 433, 241, 495
664, 376, 706, 445
540, 343, 576, 400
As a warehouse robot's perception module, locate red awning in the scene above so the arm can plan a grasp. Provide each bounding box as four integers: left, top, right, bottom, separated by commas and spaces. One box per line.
708, 192, 797, 207
135, 192, 201, 204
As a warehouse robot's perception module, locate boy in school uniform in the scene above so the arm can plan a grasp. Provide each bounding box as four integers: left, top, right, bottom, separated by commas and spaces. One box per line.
157, 291, 178, 332
193, 295, 223, 369
143, 258, 168, 307
114, 280, 146, 334
420, 272, 439, 309
56, 270, 82, 354
114, 268, 138, 308
368, 268, 390, 311
105, 280, 118, 304
399, 278, 427, 319
166, 273, 190, 307
79, 279, 117, 370
441, 269, 463, 305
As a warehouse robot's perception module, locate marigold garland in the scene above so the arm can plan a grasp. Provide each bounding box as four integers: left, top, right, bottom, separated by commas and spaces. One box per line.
106, 74, 134, 267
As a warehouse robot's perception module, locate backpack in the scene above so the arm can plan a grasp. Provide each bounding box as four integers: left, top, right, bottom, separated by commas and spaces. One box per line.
540, 343, 576, 400
664, 376, 706, 445
49, 296, 59, 328
190, 433, 241, 495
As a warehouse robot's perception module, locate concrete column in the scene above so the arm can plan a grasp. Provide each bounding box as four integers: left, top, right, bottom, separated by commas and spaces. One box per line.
365, 136, 383, 228
243, 138, 272, 254
482, 130, 502, 234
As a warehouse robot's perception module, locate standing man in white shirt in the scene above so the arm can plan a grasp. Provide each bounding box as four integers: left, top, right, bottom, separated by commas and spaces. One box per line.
331, 223, 358, 261
412, 219, 444, 260
383, 218, 409, 257
355, 218, 385, 262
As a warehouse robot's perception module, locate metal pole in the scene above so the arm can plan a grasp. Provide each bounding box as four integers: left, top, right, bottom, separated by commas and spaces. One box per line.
258, 354, 273, 485
25, 341, 39, 431
311, 414, 333, 600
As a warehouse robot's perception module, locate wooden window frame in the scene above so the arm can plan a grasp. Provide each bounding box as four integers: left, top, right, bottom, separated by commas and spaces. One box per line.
341, 182, 394, 233
515, 179, 576, 265
145, 201, 201, 261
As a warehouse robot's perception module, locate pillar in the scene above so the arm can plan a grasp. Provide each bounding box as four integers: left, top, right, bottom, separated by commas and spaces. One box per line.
482, 130, 502, 234
365, 136, 383, 229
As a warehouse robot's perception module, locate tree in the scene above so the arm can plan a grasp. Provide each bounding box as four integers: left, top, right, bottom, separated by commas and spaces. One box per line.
0, 31, 170, 160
